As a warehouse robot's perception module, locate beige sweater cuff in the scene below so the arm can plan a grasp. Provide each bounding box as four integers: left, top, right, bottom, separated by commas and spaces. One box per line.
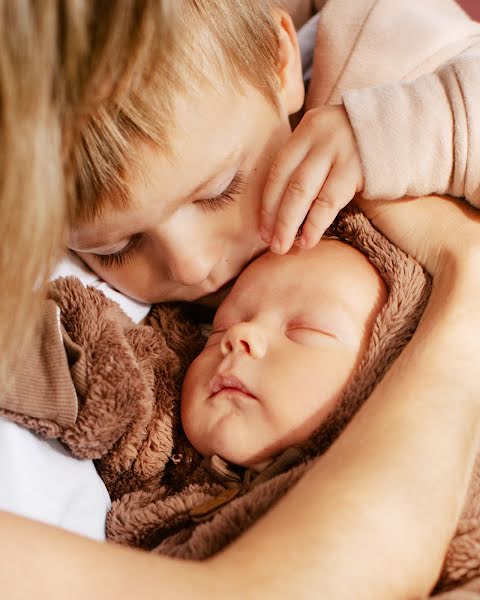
343, 55, 480, 207
1, 300, 78, 427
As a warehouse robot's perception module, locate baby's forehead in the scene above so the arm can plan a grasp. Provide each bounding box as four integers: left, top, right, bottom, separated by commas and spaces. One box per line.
244, 240, 368, 287
218, 240, 371, 316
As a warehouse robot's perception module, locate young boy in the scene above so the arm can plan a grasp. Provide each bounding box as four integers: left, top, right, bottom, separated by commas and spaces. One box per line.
65, 0, 480, 310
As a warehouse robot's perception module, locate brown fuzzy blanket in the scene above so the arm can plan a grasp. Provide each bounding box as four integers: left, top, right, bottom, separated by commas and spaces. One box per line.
2, 206, 480, 598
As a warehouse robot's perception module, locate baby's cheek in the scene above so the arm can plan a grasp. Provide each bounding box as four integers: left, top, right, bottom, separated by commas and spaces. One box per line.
181, 365, 203, 421
182, 354, 214, 412
180, 389, 206, 452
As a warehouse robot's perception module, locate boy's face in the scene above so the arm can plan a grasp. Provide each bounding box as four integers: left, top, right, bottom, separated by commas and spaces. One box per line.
67, 14, 304, 305
181, 240, 387, 468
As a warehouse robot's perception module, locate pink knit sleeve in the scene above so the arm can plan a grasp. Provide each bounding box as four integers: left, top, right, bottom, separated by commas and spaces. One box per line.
343, 47, 480, 207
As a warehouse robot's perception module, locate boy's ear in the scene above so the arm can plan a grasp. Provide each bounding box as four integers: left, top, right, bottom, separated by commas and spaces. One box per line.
275, 10, 305, 115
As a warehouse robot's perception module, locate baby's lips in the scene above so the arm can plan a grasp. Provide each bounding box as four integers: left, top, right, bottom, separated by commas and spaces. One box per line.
208, 373, 257, 400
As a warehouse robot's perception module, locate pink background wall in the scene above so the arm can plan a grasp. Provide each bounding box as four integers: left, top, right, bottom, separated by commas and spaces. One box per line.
457, 0, 480, 21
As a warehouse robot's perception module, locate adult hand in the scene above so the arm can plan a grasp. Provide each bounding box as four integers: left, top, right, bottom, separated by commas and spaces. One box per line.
355, 194, 480, 277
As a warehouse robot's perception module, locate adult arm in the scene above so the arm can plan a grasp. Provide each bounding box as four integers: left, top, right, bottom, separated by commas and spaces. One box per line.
2, 195, 480, 599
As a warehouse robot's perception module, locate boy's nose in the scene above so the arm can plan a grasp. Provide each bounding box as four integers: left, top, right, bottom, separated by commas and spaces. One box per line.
167, 259, 210, 287
166, 249, 215, 287
158, 222, 221, 288
220, 323, 266, 360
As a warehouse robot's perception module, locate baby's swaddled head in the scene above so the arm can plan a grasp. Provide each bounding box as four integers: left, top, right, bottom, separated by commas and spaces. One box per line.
105, 207, 430, 559
181, 239, 387, 468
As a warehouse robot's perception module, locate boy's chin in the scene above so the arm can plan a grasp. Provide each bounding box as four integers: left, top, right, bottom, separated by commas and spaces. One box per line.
196, 280, 235, 308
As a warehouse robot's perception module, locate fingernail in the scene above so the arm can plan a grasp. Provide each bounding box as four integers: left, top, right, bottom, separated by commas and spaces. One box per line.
260, 226, 271, 243
270, 237, 281, 253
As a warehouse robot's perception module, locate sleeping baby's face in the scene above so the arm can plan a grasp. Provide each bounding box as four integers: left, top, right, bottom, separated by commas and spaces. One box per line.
181, 240, 387, 468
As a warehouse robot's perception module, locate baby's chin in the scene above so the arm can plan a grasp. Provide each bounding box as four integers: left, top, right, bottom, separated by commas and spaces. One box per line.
211, 447, 272, 470
193, 416, 266, 468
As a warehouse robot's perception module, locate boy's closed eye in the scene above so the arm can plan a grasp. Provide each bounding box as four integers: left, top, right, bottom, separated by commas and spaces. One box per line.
90, 171, 247, 271
91, 234, 145, 270
193, 172, 246, 213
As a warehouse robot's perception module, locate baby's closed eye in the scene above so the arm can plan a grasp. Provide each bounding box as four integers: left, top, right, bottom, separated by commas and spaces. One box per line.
286, 325, 338, 346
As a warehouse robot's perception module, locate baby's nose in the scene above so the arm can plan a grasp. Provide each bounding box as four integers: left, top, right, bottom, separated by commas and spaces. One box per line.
220, 323, 266, 360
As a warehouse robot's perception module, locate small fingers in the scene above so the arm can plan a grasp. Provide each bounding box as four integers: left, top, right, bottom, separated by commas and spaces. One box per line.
269, 154, 332, 254
261, 139, 310, 243
298, 165, 357, 249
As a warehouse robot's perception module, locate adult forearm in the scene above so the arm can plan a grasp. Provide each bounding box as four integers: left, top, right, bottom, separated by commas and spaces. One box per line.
213, 251, 480, 600
0, 510, 229, 600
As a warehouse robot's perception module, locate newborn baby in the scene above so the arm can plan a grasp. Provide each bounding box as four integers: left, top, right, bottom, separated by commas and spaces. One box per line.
181, 239, 387, 469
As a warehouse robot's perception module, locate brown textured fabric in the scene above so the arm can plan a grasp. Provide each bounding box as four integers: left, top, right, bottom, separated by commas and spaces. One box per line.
0, 299, 78, 427
1, 207, 479, 598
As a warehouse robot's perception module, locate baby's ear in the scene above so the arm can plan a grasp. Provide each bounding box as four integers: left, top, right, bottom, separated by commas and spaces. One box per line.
275, 10, 305, 115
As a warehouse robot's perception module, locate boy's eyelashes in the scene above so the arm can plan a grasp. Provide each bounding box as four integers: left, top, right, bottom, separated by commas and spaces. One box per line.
92, 234, 143, 269
91, 172, 247, 271
194, 171, 246, 213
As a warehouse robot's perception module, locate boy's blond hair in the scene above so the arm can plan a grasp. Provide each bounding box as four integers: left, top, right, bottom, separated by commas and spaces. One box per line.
1, 1, 172, 393
72, 0, 281, 224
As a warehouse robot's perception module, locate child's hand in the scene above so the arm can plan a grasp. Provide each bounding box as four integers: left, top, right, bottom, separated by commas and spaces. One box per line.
261, 105, 364, 254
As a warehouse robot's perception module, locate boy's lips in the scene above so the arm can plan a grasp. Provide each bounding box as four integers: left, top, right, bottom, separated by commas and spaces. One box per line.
208, 374, 257, 401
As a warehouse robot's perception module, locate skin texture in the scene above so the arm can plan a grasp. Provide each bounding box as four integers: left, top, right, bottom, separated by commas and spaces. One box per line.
182, 240, 386, 466
68, 12, 305, 305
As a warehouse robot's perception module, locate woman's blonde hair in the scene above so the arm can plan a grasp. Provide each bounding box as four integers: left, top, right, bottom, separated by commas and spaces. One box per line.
0, 0, 173, 392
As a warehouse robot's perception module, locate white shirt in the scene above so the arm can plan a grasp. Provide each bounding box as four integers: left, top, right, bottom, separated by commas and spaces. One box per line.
0, 417, 111, 540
